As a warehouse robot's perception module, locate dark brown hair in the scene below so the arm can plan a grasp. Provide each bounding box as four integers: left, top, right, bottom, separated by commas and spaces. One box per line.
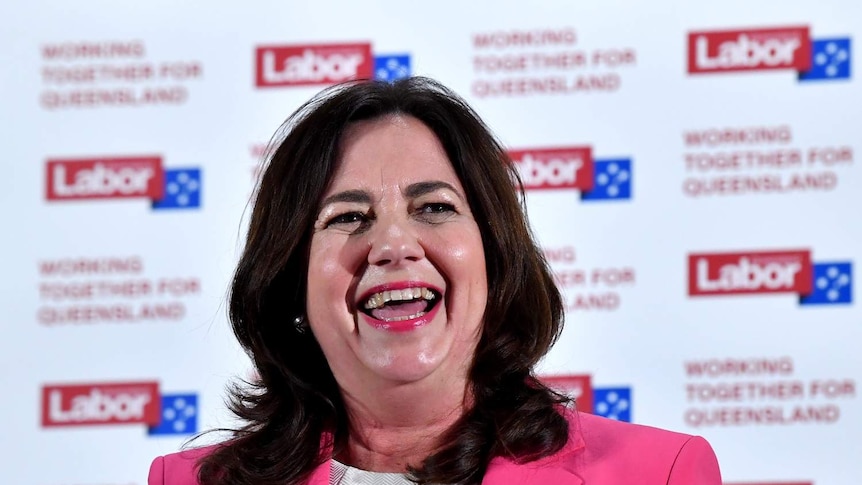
198, 77, 568, 485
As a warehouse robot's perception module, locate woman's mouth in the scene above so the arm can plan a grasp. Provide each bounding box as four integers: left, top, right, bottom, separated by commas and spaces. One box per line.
358, 285, 442, 330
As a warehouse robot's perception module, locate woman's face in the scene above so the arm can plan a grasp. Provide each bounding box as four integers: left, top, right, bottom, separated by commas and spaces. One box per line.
306, 114, 487, 391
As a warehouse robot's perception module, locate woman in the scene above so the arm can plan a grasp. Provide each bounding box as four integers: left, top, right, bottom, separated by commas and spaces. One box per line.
149, 77, 721, 484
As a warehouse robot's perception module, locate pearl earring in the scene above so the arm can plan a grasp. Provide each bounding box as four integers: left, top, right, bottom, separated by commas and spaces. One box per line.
293, 315, 308, 334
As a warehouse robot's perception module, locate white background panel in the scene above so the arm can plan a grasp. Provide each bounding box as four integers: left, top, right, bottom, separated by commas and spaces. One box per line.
1, 1, 859, 483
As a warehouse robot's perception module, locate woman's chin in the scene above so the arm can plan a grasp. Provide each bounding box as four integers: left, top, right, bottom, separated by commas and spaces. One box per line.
360, 340, 452, 385
376, 363, 442, 384
348, 306, 474, 386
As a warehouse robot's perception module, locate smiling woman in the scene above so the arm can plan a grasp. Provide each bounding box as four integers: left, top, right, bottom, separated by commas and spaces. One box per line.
148, 77, 721, 484
307, 115, 488, 395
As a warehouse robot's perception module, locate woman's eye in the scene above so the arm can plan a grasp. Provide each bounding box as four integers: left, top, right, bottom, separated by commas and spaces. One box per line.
325, 212, 368, 230
422, 203, 453, 213
416, 203, 456, 222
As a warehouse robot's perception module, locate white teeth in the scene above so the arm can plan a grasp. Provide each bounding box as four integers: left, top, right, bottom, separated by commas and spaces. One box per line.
363, 287, 437, 310
386, 311, 426, 322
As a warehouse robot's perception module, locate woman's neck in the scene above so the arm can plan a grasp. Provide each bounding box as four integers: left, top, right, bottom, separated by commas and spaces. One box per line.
336, 378, 471, 472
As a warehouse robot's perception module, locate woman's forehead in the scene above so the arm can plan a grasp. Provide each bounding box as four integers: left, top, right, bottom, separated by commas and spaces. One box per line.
326, 115, 465, 196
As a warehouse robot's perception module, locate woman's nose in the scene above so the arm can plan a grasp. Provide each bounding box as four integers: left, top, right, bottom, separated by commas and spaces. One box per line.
366, 216, 425, 267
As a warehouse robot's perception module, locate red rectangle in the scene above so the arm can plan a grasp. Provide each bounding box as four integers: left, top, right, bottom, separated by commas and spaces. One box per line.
688, 249, 812, 297
541, 374, 593, 414
46, 156, 164, 201
688, 26, 811, 74
41, 381, 160, 427
509, 147, 593, 191
255, 43, 373, 87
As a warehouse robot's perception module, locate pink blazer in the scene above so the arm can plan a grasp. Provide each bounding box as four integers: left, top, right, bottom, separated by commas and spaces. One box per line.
149, 411, 721, 484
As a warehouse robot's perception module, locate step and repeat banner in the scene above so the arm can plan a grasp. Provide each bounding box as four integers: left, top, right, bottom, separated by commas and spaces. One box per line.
1, 0, 859, 483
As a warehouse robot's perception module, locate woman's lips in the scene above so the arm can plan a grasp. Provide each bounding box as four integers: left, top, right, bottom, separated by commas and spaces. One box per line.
360, 300, 441, 332
357, 281, 443, 332
369, 299, 428, 321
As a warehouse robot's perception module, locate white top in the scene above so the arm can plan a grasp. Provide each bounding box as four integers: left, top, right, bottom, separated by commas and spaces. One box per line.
330, 459, 416, 485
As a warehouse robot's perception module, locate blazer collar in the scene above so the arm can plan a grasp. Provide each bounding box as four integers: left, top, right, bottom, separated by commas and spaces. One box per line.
481, 407, 586, 485
307, 459, 331, 485
311, 408, 586, 485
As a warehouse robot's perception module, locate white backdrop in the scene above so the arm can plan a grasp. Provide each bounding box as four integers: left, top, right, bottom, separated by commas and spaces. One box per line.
1, 1, 859, 484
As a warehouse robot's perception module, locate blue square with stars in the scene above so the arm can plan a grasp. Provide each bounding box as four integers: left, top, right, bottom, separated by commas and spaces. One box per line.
374, 54, 411, 82
152, 168, 202, 210
800, 262, 853, 305
581, 159, 632, 201
593, 387, 632, 422
148, 394, 198, 436
799, 38, 852, 82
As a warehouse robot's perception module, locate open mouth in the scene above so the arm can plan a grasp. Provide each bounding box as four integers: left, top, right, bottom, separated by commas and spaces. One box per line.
359, 286, 442, 322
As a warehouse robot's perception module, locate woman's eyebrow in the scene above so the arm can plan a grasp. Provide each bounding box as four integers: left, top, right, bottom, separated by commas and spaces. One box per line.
404, 180, 464, 201
319, 189, 372, 208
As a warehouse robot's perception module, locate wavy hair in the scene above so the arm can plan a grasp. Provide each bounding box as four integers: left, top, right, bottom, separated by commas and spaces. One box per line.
198, 77, 568, 485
